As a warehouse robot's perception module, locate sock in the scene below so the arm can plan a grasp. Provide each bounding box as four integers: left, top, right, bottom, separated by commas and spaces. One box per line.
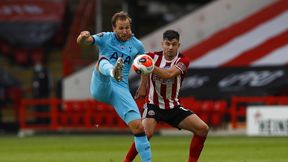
188, 135, 207, 162
124, 142, 138, 162
98, 58, 113, 77
134, 134, 151, 162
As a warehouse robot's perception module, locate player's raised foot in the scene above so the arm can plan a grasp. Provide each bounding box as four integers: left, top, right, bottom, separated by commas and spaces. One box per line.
112, 57, 124, 82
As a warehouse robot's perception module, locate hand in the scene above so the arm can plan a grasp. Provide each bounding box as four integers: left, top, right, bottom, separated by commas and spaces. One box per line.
77, 31, 92, 45
134, 86, 146, 100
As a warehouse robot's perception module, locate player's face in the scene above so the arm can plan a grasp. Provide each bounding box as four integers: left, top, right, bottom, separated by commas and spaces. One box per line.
113, 19, 132, 41
162, 39, 180, 60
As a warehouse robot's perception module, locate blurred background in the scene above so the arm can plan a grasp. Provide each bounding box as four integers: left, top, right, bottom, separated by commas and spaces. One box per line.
0, 0, 288, 137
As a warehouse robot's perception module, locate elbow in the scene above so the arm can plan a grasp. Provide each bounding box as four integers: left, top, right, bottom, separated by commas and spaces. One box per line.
154, 72, 173, 79
76, 40, 81, 45
153, 67, 174, 79
76, 37, 80, 44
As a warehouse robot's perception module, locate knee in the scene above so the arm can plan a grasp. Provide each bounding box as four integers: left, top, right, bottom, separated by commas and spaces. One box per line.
90, 82, 98, 99
90, 89, 101, 101
90, 89, 97, 99
129, 120, 145, 134
145, 131, 153, 139
196, 123, 209, 137
90, 87, 108, 103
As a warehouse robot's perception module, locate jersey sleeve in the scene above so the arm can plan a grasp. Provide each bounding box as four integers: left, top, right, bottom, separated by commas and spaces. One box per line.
133, 39, 145, 59
91, 32, 106, 47
175, 56, 190, 74
136, 40, 145, 54
146, 52, 155, 59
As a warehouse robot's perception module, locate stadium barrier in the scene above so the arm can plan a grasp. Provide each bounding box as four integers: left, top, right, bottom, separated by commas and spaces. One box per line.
18, 96, 288, 132
230, 96, 288, 129
18, 97, 229, 132
180, 98, 228, 127
19, 98, 126, 131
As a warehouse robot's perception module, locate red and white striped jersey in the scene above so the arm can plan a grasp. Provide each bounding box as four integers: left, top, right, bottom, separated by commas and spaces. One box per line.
146, 51, 190, 109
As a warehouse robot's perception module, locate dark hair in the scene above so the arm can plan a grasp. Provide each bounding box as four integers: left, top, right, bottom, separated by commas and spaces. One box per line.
111, 11, 132, 27
163, 30, 180, 41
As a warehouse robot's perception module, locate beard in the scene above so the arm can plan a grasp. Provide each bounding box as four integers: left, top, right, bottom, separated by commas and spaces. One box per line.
118, 33, 132, 41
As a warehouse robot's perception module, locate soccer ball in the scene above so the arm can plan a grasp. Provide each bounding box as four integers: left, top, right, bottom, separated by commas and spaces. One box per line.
132, 54, 155, 75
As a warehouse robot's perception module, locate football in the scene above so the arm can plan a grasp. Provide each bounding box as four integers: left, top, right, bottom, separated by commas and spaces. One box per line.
132, 54, 155, 75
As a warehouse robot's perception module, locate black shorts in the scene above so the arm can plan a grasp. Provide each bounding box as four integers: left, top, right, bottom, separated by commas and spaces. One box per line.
142, 103, 194, 129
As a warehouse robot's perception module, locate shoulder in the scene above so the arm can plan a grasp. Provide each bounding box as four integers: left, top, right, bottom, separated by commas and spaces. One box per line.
92, 32, 113, 45
129, 35, 143, 45
146, 51, 163, 59
154, 51, 163, 56
93, 32, 112, 39
174, 53, 190, 74
129, 35, 145, 53
178, 53, 190, 64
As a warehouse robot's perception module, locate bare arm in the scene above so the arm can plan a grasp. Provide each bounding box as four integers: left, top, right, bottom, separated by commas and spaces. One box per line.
134, 75, 148, 99
76, 31, 94, 46
152, 65, 181, 79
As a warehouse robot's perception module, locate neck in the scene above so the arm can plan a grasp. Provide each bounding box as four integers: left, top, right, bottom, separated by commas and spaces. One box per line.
164, 53, 177, 61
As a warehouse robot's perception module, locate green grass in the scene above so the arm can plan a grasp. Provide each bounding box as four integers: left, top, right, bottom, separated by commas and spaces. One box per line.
0, 135, 288, 162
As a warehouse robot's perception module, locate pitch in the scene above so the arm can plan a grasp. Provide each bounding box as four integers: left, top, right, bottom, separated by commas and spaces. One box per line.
0, 135, 287, 162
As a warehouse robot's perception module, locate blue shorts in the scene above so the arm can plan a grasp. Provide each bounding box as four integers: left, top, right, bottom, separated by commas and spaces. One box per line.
90, 67, 141, 124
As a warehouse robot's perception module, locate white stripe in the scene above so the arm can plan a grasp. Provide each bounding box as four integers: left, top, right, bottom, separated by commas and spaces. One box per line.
171, 78, 181, 108
157, 56, 166, 109
166, 83, 172, 99
166, 83, 173, 108
189, 11, 288, 67
176, 76, 181, 102
153, 55, 159, 64
149, 55, 159, 105
252, 44, 288, 66
174, 57, 180, 66
155, 79, 165, 109
160, 57, 167, 68
148, 75, 155, 105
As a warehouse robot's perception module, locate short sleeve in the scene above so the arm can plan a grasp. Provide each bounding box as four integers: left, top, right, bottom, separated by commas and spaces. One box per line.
92, 32, 106, 46
137, 40, 145, 54
175, 56, 190, 74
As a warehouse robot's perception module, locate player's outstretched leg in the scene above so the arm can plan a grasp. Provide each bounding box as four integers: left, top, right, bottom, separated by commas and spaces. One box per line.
98, 57, 124, 82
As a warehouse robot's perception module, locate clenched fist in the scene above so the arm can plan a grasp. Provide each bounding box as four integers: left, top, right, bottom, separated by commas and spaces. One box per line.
76, 31, 93, 45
